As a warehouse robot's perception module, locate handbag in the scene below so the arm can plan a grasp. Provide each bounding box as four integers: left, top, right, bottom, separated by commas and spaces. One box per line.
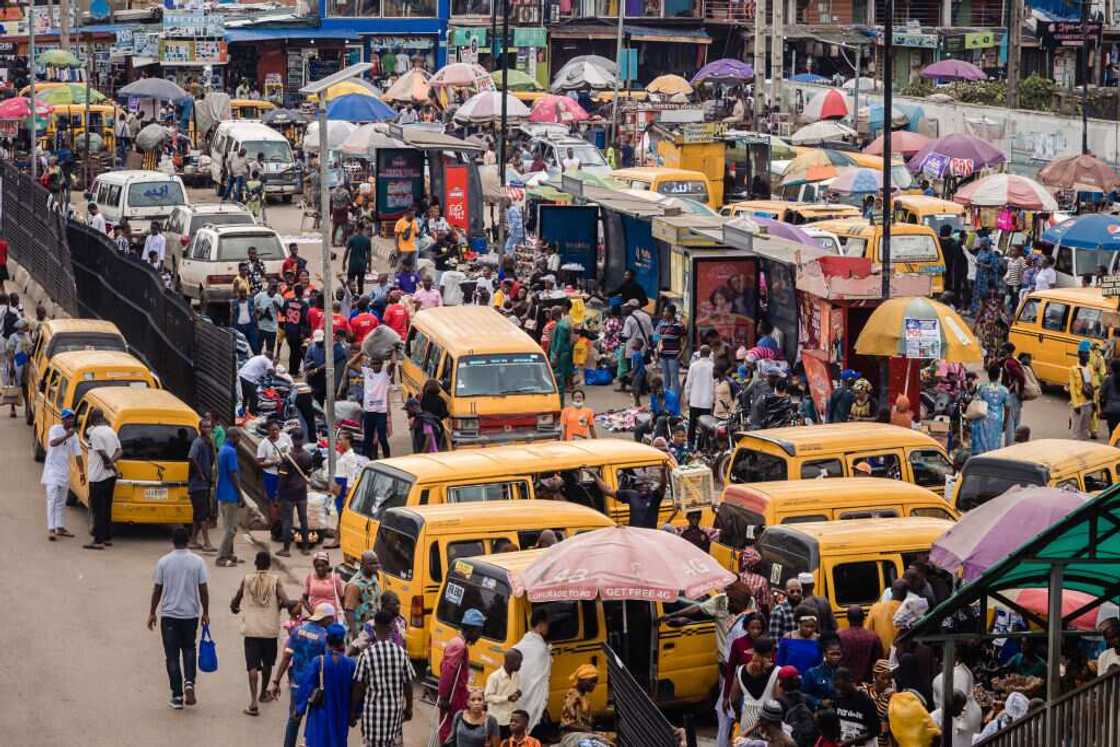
307, 655, 326, 709
964, 397, 988, 421
1020, 364, 1042, 401
197, 624, 218, 673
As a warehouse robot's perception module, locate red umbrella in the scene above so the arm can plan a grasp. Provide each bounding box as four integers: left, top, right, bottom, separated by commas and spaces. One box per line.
1038, 153, 1120, 193
863, 131, 930, 157
0, 96, 51, 120
801, 88, 849, 122
529, 94, 589, 124
510, 525, 736, 603
998, 589, 1119, 632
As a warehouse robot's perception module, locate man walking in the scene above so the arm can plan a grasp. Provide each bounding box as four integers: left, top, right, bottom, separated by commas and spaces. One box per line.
42, 407, 82, 541
215, 427, 243, 567
83, 408, 121, 551
683, 345, 715, 448
350, 609, 416, 747
1070, 340, 1097, 440
271, 603, 335, 747
343, 221, 373, 294
147, 527, 210, 709
187, 417, 216, 553
230, 550, 294, 716
277, 429, 313, 557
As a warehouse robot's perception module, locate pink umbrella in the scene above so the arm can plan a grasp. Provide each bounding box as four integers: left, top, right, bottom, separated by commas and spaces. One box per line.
921, 59, 986, 81
999, 589, 1119, 632
0, 96, 51, 120
511, 525, 737, 603
430, 62, 492, 90
529, 94, 589, 124
863, 131, 930, 157
801, 88, 848, 122
953, 173, 1059, 212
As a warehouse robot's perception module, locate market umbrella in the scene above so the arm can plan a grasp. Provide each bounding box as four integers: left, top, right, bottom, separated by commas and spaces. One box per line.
907, 133, 1006, 178
262, 108, 309, 126
921, 59, 986, 81
118, 77, 188, 101
841, 76, 880, 91
430, 62, 492, 89
691, 58, 754, 85
303, 120, 358, 152
996, 589, 1120, 632
326, 93, 397, 123
339, 124, 402, 157
953, 174, 1059, 212
930, 486, 1088, 581
646, 74, 693, 97
730, 216, 819, 249
550, 60, 616, 91
863, 130, 930, 157
0, 96, 52, 120
828, 167, 891, 195
491, 69, 541, 92
1041, 214, 1120, 251
511, 526, 737, 603
861, 103, 910, 131
566, 54, 617, 74
37, 49, 81, 67
791, 73, 830, 84
1038, 153, 1120, 193
38, 84, 108, 105
528, 94, 589, 124
381, 68, 432, 105
781, 148, 858, 186
790, 120, 856, 145
452, 90, 530, 124
311, 79, 379, 102
135, 123, 168, 152
854, 296, 982, 363
800, 88, 849, 122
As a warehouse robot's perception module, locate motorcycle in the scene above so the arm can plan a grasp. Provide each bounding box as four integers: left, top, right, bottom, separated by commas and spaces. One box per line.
693, 404, 750, 487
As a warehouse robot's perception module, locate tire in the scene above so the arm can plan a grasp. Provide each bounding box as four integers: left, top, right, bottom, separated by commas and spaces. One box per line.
713, 451, 732, 488
32, 427, 44, 462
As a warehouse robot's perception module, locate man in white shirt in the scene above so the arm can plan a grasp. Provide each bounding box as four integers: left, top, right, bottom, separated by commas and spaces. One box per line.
439, 268, 467, 306
87, 203, 107, 234
545, 244, 562, 273
238, 353, 274, 415
621, 299, 654, 358
143, 221, 167, 266
84, 408, 122, 550
348, 353, 392, 460
43, 408, 83, 541
1098, 617, 1120, 677
512, 608, 552, 732
483, 649, 523, 734
683, 345, 715, 449
1035, 254, 1057, 291
255, 418, 293, 504
561, 148, 581, 172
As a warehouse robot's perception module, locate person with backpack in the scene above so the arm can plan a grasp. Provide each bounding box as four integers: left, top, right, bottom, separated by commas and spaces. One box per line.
776, 668, 819, 747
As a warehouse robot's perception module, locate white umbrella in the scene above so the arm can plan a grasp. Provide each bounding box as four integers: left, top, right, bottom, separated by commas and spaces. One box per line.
303, 121, 358, 152
452, 90, 531, 124
841, 76, 880, 92
791, 120, 857, 145
339, 124, 403, 157
551, 60, 617, 91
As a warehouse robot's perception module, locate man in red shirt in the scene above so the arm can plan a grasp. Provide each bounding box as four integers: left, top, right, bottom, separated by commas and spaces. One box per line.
281, 243, 306, 278
349, 296, 379, 345
307, 297, 325, 333
382, 290, 410, 339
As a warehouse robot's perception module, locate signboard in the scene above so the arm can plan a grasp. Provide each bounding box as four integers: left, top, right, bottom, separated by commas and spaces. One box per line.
163, 11, 224, 37
133, 33, 160, 59
692, 257, 758, 350
1101, 274, 1120, 297
802, 352, 832, 423
539, 205, 597, 279
1040, 21, 1103, 49
891, 32, 939, 49
621, 214, 659, 304
904, 318, 941, 359
160, 39, 228, 65
375, 149, 424, 218
619, 48, 639, 82
964, 31, 997, 49
443, 163, 470, 231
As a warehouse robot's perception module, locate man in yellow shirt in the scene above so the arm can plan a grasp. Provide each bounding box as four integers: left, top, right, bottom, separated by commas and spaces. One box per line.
393, 206, 419, 267
867, 579, 906, 652
1068, 340, 1096, 439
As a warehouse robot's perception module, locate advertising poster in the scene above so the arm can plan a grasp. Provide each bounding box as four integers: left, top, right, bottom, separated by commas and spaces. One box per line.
762, 260, 797, 362
375, 149, 424, 218
802, 352, 833, 422
539, 205, 598, 279
620, 214, 658, 303
443, 163, 469, 231
904, 318, 941, 359
692, 258, 757, 349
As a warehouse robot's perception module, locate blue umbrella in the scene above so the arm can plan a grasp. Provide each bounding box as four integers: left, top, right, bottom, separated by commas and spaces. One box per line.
1042, 214, 1120, 251
791, 73, 830, 84
326, 94, 396, 123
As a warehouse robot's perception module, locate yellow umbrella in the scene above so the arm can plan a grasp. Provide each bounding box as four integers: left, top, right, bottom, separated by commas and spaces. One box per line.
854, 296, 982, 363
382, 68, 431, 104
645, 74, 693, 96
309, 80, 377, 102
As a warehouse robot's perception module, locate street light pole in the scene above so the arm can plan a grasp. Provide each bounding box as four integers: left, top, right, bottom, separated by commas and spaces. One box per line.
1081, 0, 1090, 154
498, 0, 509, 187
29, 7, 38, 182
881, 0, 894, 302
609, 8, 624, 144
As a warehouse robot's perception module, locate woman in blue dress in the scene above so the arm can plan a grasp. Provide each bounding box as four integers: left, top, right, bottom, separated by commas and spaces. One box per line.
971, 363, 1010, 456
970, 237, 1004, 317
296, 623, 355, 747
775, 606, 823, 674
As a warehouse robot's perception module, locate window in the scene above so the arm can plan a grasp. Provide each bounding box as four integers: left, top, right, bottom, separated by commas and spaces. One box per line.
383, 0, 436, 15
216, 233, 285, 261
714, 504, 765, 549
909, 449, 954, 488
436, 570, 510, 642
127, 181, 185, 209
517, 529, 564, 548
190, 237, 212, 261
446, 481, 520, 503
348, 467, 415, 518
841, 236, 868, 258
107, 184, 122, 208
118, 424, 197, 461
46, 333, 127, 358
54, 376, 68, 408
452, 0, 492, 14
851, 453, 901, 480
240, 140, 293, 163
1017, 299, 1039, 324
1071, 307, 1108, 339
800, 459, 843, 479
190, 213, 255, 234
832, 561, 882, 606
429, 542, 442, 582
72, 379, 150, 407
455, 353, 556, 396
1083, 469, 1112, 492
911, 507, 956, 520
1056, 246, 1073, 275
881, 234, 939, 262
1042, 303, 1069, 332
446, 540, 485, 566
424, 344, 443, 378
957, 472, 1045, 512
374, 525, 417, 580
782, 514, 829, 523
439, 356, 453, 391
1057, 478, 1080, 490
533, 600, 593, 642
729, 449, 788, 483
838, 508, 900, 519
409, 331, 429, 367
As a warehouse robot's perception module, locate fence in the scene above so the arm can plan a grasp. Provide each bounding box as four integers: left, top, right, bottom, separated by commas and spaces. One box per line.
603, 644, 678, 747
66, 222, 238, 422
974, 665, 1120, 746
0, 163, 79, 316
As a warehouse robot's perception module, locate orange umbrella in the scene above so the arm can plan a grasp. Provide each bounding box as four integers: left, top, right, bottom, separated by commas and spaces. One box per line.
1038, 153, 1120, 193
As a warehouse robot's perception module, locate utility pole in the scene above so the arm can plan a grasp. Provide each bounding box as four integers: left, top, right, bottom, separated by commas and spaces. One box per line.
771, 0, 784, 114
852, 46, 861, 140
882, 0, 893, 302
753, 0, 767, 126
1081, 0, 1090, 153
29, 6, 38, 182
83, 32, 91, 190
609, 6, 625, 143
1006, 0, 1023, 109
60, 0, 71, 50
489, 0, 498, 70
498, 0, 509, 186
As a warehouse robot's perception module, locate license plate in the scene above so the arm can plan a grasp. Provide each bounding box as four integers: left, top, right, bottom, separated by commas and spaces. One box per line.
265, 184, 284, 192
144, 487, 169, 500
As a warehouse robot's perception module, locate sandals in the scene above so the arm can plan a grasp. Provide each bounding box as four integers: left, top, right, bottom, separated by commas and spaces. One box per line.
243, 707, 259, 717
83, 543, 104, 550
56, 528, 75, 538
259, 692, 274, 704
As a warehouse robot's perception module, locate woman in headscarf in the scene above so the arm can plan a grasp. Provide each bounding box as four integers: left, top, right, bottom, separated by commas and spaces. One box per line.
890, 394, 914, 429
850, 378, 875, 421
970, 237, 1003, 317
860, 659, 895, 747
776, 606, 823, 674
560, 664, 600, 735
973, 691, 1031, 743
738, 548, 772, 617
970, 362, 1010, 456
975, 287, 1010, 368
301, 551, 345, 619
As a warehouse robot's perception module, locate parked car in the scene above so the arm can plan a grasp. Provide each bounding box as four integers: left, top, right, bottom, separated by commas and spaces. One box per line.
163, 204, 256, 275
177, 225, 285, 302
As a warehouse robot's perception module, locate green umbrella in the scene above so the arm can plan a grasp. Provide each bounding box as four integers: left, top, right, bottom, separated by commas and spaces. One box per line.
39, 84, 108, 105
490, 69, 542, 92
37, 49, 82, 67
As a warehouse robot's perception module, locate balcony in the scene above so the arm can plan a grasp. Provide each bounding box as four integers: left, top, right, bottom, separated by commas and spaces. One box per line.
554, 0, 701, 20
704, 0, 754, 22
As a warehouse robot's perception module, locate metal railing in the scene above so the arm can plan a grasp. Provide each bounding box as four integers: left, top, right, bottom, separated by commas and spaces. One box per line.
703, 0, 755, 21
973, 666, 1120, 746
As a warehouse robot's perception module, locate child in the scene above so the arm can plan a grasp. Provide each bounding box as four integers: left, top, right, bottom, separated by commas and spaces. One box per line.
628, 338, 646, 406
500, 709, 541, 747
540, 306, 560, 355
668, 426, 690, 465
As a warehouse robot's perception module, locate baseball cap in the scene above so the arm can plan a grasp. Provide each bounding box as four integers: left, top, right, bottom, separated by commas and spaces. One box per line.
777, 665, 800, 681
462, 608, 487, 627
60, 408, 76, 418
309, 602, 336, 621
759, 699, 784, 724
312, 329, 325, 343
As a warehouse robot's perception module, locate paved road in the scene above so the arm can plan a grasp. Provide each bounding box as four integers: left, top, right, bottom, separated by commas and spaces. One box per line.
0, 193, 1094, 745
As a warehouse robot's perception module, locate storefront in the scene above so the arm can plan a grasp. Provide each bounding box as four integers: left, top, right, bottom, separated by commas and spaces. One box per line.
548, 19, 710, 84
447, 25, 549, 87
886, 30, 939, 90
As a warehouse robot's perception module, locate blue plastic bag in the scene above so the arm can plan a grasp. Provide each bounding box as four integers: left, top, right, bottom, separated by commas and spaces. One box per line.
584, 368, 614, 386
197, 624, 218, 673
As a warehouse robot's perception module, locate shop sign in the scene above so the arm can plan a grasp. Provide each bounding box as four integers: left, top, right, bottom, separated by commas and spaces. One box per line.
1040, 21, 1103, 49
160, 39, 228, 65
1101, 275, 1120, 298
891, 32, 938, 49
163, 11, 224, 37
691, 257, 757, 350
964, 31, 997, 49
133, 33, 160, 58
450, 27, 487, 48
444, 163, 470, 231
376, 149, 424, 218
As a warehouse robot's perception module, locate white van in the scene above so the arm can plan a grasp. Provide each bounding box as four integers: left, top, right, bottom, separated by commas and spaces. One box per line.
209, 121, 301, 199
90, 171, 189, 245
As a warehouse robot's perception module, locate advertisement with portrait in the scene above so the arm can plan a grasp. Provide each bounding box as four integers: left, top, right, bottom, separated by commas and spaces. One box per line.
692, 258, 757, 350
375, 149, 424, 219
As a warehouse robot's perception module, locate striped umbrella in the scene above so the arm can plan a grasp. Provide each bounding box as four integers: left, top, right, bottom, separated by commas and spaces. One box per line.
854, 296, 982, 363
953, 174, 1058, 212
780, 148, 858, 186
800, 88, 849, 122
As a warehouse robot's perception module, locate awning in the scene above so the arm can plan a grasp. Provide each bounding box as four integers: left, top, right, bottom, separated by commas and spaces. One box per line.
225, 27, 357, 43
551, 23, 710, 44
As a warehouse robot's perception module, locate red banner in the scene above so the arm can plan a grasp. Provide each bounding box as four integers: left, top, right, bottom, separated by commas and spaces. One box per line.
444, 163, 469, 231
802, 351, 833, 423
